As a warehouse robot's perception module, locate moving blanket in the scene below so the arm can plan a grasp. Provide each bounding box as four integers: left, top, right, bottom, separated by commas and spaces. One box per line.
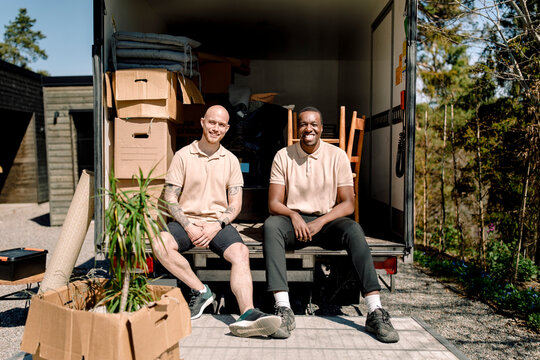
111, 32, 200, 76
113, 31, 201, 49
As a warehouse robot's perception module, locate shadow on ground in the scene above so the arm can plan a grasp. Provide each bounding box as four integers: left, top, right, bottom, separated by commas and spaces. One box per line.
30, 213, 50, 227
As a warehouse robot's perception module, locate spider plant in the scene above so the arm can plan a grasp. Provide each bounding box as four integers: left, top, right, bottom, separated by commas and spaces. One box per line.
99, 168, 168, 313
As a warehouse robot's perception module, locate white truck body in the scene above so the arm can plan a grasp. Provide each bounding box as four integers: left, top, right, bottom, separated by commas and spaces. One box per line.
92, 0, 417, 258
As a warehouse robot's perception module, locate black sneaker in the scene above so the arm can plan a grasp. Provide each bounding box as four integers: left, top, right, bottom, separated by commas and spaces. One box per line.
229, 308, 281, 337
189, 284, 215, 320
365, 308, 399, 343
270, 306, 296, 339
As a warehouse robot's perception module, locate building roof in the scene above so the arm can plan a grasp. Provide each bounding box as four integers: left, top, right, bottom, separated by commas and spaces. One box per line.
43, 75, 93, 87
0, 58, 43, 80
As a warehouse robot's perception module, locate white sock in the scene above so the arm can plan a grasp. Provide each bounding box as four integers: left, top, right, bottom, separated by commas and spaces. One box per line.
198, 285, 207, 294
274, 291, 291, 308
365, 294, 382, 314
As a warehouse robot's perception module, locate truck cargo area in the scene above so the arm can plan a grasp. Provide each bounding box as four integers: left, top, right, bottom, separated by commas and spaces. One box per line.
96, 0, 415, 257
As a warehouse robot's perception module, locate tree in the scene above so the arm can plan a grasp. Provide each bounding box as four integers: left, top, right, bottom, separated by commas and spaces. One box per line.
417, 1, 474, 252
0, 8, 47, 69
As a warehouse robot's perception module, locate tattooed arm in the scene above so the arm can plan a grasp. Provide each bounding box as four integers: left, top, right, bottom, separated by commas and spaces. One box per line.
164, 183, 205, 245
218, 186, 243, 226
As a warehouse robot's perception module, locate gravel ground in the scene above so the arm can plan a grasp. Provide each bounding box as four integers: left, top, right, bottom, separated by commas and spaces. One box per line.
1, 203, 539, 359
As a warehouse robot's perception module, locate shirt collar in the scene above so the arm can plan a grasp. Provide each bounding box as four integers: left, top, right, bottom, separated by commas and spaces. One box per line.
295, 141, 322, 159
189, 140, 225, 159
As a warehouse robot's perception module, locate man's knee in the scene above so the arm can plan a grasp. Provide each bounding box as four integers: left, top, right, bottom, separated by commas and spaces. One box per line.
264, 215, 286, 232
152, 231, 177, 259
263, 215, 291, 241
224, 242, 250, 265
333, 217, 364, 237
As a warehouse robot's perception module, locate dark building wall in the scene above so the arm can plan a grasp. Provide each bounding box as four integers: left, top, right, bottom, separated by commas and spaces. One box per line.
0, 60, 48, 203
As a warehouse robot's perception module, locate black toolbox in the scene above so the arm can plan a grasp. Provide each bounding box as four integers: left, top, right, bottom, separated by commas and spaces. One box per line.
0, 248, 48, 281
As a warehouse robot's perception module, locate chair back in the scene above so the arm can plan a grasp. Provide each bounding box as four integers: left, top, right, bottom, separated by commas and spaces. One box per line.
346, 111, 366, 222
287, 107, 346, 150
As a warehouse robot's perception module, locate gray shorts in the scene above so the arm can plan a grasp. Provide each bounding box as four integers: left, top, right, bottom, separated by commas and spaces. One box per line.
166, 221, 244, 257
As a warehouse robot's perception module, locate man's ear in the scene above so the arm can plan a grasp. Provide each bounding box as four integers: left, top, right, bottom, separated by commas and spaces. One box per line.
200, 117, 204, 127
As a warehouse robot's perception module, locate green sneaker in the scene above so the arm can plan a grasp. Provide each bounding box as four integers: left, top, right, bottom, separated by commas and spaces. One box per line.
189, 284, 215, 320
229, 308, 281, 337
270, 306, 296, 339
365, 308, 399, 343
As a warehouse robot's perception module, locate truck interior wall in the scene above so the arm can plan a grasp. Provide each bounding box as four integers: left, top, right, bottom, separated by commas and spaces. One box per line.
104, 0, 166, 73
235, 60, 339, 124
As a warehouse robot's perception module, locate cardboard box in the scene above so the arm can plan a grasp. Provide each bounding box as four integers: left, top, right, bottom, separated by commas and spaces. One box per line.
114, 69, 178, 120
114, 118, 175, 179
0, 248, 48, 281
199, 62, 232, 94
21, 279, 191, 360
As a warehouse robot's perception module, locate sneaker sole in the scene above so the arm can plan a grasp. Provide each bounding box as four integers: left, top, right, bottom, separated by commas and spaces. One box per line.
229, 315, 281, 337
365, 324, 400, 343
190, 293, 216, 320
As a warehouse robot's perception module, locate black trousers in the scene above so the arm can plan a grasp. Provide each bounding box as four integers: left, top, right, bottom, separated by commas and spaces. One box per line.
263, 214, 381, 296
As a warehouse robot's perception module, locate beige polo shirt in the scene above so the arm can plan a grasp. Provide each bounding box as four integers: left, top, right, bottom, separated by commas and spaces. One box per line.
165, 140, 243, 222
270, 141, 353, 215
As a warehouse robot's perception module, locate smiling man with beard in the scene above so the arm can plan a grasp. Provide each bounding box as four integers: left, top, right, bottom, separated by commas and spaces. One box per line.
152, 105, 280, 338
263, 106, 399, 343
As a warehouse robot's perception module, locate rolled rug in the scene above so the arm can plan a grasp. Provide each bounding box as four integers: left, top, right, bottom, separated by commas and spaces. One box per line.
39, 170, 94, 293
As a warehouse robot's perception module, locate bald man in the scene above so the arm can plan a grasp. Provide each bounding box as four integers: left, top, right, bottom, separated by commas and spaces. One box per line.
153, 105, 280, 338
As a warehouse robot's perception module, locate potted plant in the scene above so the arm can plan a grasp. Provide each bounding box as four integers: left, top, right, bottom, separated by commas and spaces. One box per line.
21, 169, 191, 360
99, 168, 169, 313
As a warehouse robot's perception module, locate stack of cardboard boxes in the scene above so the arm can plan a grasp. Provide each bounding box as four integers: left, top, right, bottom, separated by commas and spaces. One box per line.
110, 68, 204, 210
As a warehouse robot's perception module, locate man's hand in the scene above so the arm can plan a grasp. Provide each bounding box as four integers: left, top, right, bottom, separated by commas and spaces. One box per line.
291, 212, 312, 242
307, 217, 324, 237
188, 222, 221, 248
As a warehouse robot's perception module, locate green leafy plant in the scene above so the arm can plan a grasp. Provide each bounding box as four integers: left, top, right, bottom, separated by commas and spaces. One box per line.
98, 169, 168, 313
415, 249, 540, 332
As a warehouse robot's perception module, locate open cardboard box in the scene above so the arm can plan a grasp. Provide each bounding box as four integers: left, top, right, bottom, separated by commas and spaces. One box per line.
110, 69, 205, 124
21, 279, 191, 360
113, 68, 179, 120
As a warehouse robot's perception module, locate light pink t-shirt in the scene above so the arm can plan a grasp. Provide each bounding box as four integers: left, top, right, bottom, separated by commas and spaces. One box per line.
165, 141, 243, 222
269, 141, 353, 215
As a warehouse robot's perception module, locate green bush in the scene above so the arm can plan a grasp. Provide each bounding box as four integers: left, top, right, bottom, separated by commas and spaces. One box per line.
528, 313, 540, 332
414, 249, 540, 332
486, 241, 538, 282
517, 257, 538, 282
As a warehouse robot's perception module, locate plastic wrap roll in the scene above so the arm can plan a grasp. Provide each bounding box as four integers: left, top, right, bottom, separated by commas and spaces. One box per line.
39, 170, 94, 293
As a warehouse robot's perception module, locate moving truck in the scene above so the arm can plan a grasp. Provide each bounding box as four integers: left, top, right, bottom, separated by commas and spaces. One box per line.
91, 0, 417, 287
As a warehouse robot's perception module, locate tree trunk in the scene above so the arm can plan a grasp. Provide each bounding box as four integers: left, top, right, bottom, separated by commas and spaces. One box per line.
423, 109, 429, 247
120, 266, 130, 312
450, 104, 465, 260
475, 111, 486, 269
440, 105, 447, 252
534, 225, 540, 266
514, 148, 531, 283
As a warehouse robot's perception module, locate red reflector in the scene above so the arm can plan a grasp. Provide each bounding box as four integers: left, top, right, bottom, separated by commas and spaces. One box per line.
373, 257, 397, 275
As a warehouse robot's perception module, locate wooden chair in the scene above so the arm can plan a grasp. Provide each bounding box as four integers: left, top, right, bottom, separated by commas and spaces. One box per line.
287, 106, 346, 151
346, 111, 366, 223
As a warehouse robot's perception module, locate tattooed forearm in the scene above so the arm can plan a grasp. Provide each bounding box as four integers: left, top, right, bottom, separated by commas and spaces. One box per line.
224, 206, 235, 214
228, 186, 241, 196
169, 203, 191, 228
164, 184, 183, 202
164, 184, 190, 228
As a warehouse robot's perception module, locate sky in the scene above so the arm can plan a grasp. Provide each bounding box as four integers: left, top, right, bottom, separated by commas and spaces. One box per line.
0, 0, 93, 76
